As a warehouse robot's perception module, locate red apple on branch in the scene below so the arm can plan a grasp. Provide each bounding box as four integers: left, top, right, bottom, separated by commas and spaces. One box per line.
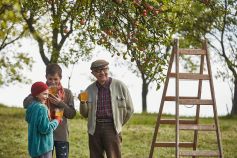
105, 29, 113, 36
63, 28, 69, 34
133, 0, 141, 5
80, 19, 86, 25
144, 3, 154, 11
143, 10, 147, 16
153, 9, 160, 15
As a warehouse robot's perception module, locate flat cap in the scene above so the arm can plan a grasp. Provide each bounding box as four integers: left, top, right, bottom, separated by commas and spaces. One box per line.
90, 59, 109, 70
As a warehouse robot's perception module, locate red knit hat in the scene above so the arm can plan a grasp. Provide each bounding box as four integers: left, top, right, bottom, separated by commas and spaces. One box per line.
31, 82, 48, 97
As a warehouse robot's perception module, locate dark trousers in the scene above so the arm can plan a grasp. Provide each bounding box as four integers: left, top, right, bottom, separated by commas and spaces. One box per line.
89, 122, 122, 158
54, 141, 69, 158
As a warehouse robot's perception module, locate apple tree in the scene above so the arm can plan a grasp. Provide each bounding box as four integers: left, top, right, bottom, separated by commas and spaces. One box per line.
19, 0, 93, 66
0, 0, 32, 86
87, 0, 219, 112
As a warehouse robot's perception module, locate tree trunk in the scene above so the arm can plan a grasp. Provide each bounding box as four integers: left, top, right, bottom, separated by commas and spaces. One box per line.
231, 79, 237, 115
142, 77, 149, 113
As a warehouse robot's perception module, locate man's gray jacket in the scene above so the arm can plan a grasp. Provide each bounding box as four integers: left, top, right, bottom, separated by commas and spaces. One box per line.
80, 78, 134, 135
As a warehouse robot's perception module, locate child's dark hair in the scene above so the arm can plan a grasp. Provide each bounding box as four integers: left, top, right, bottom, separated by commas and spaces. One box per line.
46, 63, 62, 78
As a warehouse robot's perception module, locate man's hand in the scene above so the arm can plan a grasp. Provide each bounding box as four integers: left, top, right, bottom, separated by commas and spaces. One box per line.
48, 93, 62, 105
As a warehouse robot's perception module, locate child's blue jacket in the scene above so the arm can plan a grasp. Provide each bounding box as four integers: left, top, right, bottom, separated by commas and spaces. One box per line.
25, 101, 58, 157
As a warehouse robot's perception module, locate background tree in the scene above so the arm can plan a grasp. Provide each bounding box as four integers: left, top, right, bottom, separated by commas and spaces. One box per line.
176, 0, 237, 115
0, 0, 32, 87
19, 0, 93, 66
208, 0, 237, 115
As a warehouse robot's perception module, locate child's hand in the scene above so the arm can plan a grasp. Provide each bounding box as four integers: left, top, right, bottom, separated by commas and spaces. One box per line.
50, 111, 55, 119
55, 116, 62, 124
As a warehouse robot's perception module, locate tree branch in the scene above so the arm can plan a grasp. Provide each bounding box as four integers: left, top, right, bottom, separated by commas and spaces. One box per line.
0, 25, 25, 51
219, 0, 237, 79
20, 4, 49, 65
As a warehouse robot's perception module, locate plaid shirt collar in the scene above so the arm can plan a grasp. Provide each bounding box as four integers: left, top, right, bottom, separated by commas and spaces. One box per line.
96, 77, 112, 89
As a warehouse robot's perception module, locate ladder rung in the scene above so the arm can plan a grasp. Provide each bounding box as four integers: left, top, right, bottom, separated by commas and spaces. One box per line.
179, 124, 216, 131
169, 73, 210, 80
179, 99, 213, 105
165, 97, 213, 105
178, 49, 206, 55
160, 119, 196, 124
180, 150, 220, 157
154, 142, 194, 147
165, 96, 198, 101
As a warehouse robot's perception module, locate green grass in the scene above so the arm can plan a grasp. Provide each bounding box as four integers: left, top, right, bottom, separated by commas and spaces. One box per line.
0, 105, 236, 158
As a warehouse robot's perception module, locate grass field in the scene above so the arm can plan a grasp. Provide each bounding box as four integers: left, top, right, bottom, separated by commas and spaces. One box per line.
0, 104, 236, 158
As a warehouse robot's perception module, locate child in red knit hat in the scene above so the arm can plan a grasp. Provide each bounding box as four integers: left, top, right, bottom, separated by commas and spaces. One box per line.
25, 81, 62, 158
23, 64, 76, 158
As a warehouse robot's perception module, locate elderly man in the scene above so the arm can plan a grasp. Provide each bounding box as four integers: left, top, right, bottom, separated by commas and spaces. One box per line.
79, 59, 134, 158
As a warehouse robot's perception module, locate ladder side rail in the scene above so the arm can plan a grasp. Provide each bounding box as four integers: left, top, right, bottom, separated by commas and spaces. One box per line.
148, 44, 176, 158
175, 39, 180, 158
205, 41, 224, 157
193, 49, 206, 157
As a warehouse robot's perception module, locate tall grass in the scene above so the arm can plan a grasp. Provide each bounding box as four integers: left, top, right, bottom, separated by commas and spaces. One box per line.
0, 105, 236, 158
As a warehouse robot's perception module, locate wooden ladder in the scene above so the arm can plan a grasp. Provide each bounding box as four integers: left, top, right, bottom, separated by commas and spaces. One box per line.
149, 39, 223, 158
